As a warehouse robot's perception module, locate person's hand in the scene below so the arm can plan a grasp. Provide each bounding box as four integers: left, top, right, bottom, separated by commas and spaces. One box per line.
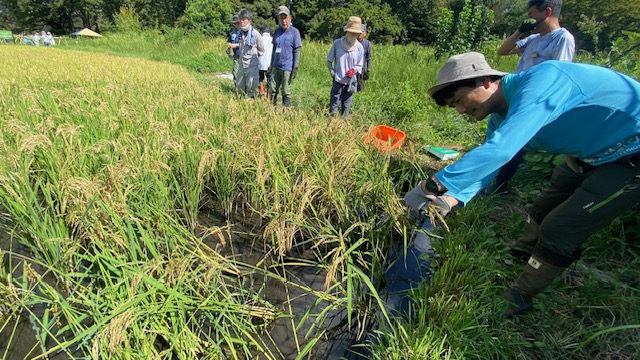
363, 71, 369, 80
426, 195, 452, 217
267, 66, 272, 73
404, 182, 431, 214
290, 68, 297, 82
346, 68, 355, 78
518, 19, 537, 34
330, 69, 335, 78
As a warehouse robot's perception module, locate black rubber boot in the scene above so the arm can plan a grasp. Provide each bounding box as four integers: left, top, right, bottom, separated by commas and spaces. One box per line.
283, 95, 291, 107
502, 246, 572, 318
508, 219, 539, 260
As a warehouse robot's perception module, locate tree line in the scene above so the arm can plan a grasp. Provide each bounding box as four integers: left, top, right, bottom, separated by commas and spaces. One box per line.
1, 0, 639, 52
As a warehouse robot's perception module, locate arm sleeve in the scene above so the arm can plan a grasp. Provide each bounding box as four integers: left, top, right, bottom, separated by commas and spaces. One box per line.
354, 47, 364, 73
435, 69, 578, 204
256, 32, 265, 56
551, 35, 576, 62
327, 41, 336, 64
366, 42, 372, 71
293, 46, 300, 69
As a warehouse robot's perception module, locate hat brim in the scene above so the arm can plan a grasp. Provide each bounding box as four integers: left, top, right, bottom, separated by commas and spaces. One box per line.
344, 27, 362, 33
427, 69, 507, 97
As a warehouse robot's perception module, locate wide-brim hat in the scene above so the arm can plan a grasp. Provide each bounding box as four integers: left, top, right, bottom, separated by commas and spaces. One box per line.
427, 52, 507, 97
344, 16, 363, 34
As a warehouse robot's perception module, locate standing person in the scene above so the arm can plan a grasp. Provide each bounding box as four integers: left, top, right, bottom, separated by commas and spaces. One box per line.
405, 52, 640, 318
486, 0, 575, 195
235, 9, 264, 98
269, 5, 302, 107
326, 16, 364, 118
227, 15, 242, 81
356, 23, 372, 92
46, 32, 55, 46
258, 24, 273, 97
32, 32, 40, 46
43, 31, 51, 47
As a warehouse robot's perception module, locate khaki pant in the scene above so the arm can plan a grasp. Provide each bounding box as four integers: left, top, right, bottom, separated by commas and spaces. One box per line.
270, 68, 292, 99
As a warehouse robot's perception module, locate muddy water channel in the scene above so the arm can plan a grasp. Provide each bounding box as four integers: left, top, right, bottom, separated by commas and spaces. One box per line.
197, 211, 371, 359
0, 215, 84, 359
0, 208, 382, 359
0, 198, 436, 360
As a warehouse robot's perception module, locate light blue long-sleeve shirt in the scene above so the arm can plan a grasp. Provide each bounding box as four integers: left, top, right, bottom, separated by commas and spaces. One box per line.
516, 28, 575, 73
327, 38, 364, 84
436, 61, 640, 205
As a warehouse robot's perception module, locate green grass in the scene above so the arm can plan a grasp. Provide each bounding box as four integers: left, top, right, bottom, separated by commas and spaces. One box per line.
0, 33, 639, 359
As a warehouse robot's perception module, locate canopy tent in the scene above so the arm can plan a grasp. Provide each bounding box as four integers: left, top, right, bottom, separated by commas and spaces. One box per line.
71, 28, 102, 38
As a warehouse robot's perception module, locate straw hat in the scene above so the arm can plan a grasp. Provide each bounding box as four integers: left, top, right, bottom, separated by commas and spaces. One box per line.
427, 52, 507, 97
343, 16, 363, 34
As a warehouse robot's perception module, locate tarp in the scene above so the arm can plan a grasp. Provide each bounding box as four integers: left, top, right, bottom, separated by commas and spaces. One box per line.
71, 28, 102, 38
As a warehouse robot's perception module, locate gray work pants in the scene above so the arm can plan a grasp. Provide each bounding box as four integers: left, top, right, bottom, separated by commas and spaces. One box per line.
329, 80, 355, 118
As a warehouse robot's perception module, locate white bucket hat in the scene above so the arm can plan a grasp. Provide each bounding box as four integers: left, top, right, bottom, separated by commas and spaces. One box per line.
427, 52, 507, 97
343, 16, 363, 34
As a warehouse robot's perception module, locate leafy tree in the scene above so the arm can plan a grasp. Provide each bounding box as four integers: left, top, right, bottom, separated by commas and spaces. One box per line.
386, 0, 447, 44
435, 0, 493, 58
305, 0, 402, 43
486, 0, 526, 37
114, 5, 142, 32
562, 0, 640, 52
177, 0, 233, 36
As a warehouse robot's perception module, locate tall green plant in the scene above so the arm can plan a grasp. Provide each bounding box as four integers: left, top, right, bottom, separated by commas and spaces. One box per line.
114, 6, 143, 33
434, 0, 494, 58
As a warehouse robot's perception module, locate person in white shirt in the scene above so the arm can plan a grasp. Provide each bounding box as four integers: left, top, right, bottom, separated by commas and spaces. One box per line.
258, 24, 273, 97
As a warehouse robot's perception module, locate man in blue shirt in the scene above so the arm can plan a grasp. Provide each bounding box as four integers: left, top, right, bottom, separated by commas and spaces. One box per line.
405, 52, 640, 317
227, 15, 242, 81
269, 5, 302, 107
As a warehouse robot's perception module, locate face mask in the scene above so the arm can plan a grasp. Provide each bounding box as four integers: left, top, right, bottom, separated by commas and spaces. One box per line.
241, 24, 250, 32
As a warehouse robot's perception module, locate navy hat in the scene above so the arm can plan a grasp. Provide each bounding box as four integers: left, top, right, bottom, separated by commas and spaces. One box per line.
231, 15, 240, 23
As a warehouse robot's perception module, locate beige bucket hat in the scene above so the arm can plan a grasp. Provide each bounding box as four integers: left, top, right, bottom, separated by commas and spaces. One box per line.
344, 16, 363, 34
427, 52, 507, 97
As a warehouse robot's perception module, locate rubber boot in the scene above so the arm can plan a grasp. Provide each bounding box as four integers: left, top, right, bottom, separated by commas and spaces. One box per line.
502, 252, 568, 318
283, 95, 291, 107
508, 219, 539, 260
259, 82, 265, 96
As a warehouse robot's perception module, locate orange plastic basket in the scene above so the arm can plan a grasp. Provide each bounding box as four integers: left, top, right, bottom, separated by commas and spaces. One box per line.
362, 125, 406, 152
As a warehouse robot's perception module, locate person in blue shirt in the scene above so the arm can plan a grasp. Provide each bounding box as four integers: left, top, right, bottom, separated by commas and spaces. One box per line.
269, 5, 302, 107
405, 52, 640, 317
486, 0, 576, 197
227, 15, 242, 81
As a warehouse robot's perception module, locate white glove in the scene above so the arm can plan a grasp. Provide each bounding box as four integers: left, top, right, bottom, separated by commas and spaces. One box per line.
426, 195, 452, 217
404, 182, 430, 214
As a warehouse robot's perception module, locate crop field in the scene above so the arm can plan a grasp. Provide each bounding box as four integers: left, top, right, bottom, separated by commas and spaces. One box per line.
1, 36, 639, 359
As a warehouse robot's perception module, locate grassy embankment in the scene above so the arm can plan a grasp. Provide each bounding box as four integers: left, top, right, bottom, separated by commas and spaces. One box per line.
0, 33, 639, 359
